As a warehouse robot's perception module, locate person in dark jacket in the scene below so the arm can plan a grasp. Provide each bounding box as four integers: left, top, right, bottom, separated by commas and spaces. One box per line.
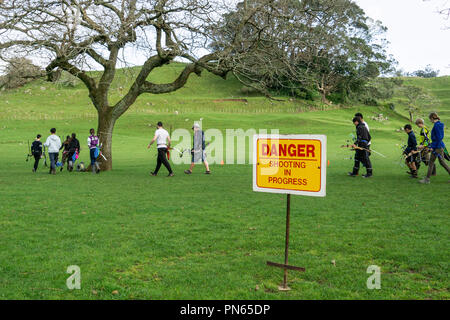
59, 135, 71, 171
419, 112, 450, 184
403, 124, 419, 178
348, 116, 372, 178
67, 133, 80, 172
31, 134, 43, 172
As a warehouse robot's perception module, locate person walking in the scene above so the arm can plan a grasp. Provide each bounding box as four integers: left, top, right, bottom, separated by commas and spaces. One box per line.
355, 112, 370, 147
60, 135, 71, 171
87, 128, 100, 174
44, 128, 62, 175
68, 133, 80, 172
403, 124, 419, 178
348, 116, 372, 178
31, 134, 43, 172
415, 118, 435, 175
419, 113, 450, 184
184, 123, 211, 175
148, 121, 174, 177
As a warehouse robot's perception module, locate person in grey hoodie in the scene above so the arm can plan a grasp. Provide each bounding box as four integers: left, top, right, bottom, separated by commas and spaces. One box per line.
44, 128, 62, 174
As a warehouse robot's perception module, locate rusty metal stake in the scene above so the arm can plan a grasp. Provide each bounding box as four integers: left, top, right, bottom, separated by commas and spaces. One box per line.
267, 193, 305, 291
282, 194, 291, 289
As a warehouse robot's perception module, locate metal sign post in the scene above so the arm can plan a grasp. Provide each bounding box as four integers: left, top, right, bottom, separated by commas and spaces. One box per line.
253, 134, 327, 291
267, 194, 305, 291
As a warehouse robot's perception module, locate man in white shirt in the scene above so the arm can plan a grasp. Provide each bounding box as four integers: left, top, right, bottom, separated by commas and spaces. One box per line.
44, 128, 62, 175
148, 121, 174, 177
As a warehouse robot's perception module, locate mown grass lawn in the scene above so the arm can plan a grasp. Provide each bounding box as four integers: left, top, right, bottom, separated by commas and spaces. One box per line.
0, 70, 448, 299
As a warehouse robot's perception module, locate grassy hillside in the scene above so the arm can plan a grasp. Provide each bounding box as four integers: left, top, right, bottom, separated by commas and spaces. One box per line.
403, 76, 450, 122
0, 63, 341, 122
386, 76, 450, 124
0, 67, 448, 300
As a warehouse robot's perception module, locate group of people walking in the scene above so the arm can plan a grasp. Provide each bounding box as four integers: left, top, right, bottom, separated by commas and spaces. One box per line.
31, 115, 447, 183
402, 112, 450, 183
30, 128, 101, 174
347, 111, 449, 184
147, 121, 211, 177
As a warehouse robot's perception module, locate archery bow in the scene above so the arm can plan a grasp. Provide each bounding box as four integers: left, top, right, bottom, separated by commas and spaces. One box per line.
43, 145, 48, 167
170, 146, 190, 158
97, 143, 107, 161
170, 142, 211, 158
341, 144, 370, 152
367, 148, 386, 158
342, 132, 387, 158
340, 143, 387, 158
168, 124, 173, 160
26, 140, 33, 162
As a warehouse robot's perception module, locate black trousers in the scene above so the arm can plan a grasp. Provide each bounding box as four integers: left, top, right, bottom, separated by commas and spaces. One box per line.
33, 154, 41, 171
154, 148, 173, 174
353, 148, 372, 175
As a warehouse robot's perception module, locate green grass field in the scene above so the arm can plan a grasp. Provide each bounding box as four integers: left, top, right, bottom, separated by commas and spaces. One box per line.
0, 67, 449, 299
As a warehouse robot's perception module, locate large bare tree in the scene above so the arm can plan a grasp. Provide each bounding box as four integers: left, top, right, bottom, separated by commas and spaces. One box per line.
0, 0, 268, 170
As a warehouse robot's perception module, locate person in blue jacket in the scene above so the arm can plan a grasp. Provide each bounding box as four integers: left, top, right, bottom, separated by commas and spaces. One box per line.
419, 112, 450, 184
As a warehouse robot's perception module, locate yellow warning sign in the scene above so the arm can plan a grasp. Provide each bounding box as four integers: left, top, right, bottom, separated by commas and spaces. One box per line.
253, 135, 326, 197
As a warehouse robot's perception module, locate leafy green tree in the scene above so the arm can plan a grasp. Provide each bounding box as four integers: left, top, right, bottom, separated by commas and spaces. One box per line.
403, 85, 439, 123
355, 77, 403, 106
210, 0, 394, 103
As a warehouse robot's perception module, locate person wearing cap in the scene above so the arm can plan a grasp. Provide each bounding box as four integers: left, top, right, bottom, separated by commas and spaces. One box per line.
148, 121, 174, 177
419, 112, 450, 184
184, 123, 211, 175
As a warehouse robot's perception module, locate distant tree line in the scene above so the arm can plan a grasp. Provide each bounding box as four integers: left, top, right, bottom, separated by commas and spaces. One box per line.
408, 65, 440, 78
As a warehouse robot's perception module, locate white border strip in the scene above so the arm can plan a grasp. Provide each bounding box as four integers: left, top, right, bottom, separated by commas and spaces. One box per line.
252, 134, 327, 197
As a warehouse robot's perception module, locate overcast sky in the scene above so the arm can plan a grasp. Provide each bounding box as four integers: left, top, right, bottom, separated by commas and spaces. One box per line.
1, 1, 448, 77
355, 0, 450, 75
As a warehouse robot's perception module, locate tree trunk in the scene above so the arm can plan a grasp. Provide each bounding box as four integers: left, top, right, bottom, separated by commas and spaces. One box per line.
409, 111, 413, 123
49, 68, 62, 82
320, 90, 330, 105
97, 108, 116, 171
